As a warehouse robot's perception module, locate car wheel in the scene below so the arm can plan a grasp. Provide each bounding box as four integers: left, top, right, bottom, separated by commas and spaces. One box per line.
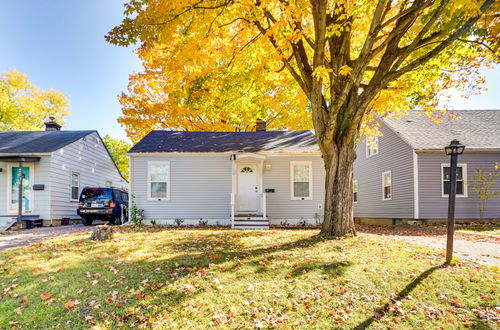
81, 218, 94, 226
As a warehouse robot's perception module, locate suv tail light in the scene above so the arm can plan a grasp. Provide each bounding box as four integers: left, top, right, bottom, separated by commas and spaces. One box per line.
109, 200, 116, 209
78, 202, 84, 209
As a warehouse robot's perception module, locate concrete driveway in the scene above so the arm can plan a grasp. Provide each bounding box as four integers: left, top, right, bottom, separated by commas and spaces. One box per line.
0, 224, 96, 251
358, 224, 500, 267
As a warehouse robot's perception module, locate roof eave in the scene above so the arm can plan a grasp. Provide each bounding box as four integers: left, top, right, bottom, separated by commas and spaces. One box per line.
415, 148, 500, 154
128, 150, 321, 156
0, 152, 52, 156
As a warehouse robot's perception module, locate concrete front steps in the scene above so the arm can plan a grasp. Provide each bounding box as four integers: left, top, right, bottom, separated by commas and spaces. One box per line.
0, 217, 16, 232
233, 216, 269, 229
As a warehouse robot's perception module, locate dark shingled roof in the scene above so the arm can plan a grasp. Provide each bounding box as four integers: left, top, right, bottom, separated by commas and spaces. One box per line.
0, 131, 95, 154
384, 110, 500, 150
129, 130, 319, 153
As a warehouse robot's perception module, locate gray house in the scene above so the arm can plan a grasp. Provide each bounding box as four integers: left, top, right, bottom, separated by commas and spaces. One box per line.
128, 123, 325, 229
354, 110, 500, 224
0, 119, 127, 229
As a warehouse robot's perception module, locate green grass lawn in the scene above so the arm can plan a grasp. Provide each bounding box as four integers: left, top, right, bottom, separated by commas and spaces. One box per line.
0, 227, 498, 329
456, 224, 500, 236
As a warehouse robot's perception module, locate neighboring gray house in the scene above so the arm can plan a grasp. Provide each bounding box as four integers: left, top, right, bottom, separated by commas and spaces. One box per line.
354, 110, 500, 224
0, 119, 127, 229
128, 123, 325, 229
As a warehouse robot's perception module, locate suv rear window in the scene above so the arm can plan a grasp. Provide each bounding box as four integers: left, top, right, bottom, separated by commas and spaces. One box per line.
80, 188, 113, 207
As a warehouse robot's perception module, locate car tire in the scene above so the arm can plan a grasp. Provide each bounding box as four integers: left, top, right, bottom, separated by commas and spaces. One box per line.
81, 218, 93, 226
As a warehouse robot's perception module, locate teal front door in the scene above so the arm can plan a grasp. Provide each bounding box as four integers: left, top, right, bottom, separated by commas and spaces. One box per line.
9, 166, 32, 213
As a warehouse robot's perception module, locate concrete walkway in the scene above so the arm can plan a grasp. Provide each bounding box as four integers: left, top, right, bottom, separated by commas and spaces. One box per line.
0, 224, 95, 251
359, 225, 500, 267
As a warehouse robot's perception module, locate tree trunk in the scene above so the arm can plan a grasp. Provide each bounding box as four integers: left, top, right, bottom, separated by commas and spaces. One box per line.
319, 142, 356, 237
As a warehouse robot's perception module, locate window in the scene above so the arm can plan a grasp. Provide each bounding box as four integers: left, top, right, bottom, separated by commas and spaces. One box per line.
382, 171, 392, 200
353, 180, 359, 203
148, 162, 170, 200
290, 161, 313, 200
71, 172, 80, 200
366, 136, 379, 158
441, 164, 467, 197
240, 167, 253, 173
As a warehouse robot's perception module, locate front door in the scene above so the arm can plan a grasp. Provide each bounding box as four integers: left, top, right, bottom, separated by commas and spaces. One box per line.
9, 165, 32, 213
237, 164, 259, 212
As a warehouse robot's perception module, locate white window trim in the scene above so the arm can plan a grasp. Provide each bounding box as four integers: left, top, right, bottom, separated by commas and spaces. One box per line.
353, 179, 359, 204
290, 161, 313, 200
441, 163, 468, 198
70, 171, 80, 201
382, 170, 392, 201
366, 136, 379, 158
147, 161, 171, 201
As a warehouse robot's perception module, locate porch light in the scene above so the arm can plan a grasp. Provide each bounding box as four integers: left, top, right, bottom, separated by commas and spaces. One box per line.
444, 139, 465, 156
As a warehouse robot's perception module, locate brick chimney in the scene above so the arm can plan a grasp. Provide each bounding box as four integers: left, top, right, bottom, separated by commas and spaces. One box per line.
256, 119, 266, 132
44, 117, 61, 131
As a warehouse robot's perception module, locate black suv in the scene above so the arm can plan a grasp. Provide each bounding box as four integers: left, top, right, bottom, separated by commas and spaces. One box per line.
77, 187, 129, 225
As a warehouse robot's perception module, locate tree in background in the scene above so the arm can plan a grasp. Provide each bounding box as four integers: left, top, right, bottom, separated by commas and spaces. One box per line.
472, 165, 499, 221
0, 70, 69, 130
108, 0, 499, 237
103, 134, 132, 180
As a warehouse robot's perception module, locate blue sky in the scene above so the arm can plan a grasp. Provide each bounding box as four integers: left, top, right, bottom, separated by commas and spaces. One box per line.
0, 1, 498, 141
0, 0, 141, 140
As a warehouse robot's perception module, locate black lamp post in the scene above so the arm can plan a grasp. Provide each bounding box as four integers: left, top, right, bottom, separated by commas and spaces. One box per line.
444, 139, 465, 264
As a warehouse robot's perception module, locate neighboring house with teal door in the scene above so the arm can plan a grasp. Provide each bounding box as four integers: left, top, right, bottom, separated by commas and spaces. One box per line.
353, 110, 500, 225
0, 119, 127, 229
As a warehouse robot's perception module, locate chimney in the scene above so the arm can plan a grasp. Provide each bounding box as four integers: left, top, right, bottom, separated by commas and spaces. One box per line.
256, 119, 266, 132
44, 117, 61, 131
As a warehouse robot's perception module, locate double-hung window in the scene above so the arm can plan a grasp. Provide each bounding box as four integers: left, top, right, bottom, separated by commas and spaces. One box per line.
290, 161, 313, 200
148, 161, 170, 200
366, 136, 379, 158
71, 172, 80, 200
382, 171, 392, 200
353, 180, 359, 203
441, 164, 467, 197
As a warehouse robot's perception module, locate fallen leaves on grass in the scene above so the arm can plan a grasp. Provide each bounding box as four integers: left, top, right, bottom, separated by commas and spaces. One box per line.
40, 292, 52, 301
63, 300, 80, 311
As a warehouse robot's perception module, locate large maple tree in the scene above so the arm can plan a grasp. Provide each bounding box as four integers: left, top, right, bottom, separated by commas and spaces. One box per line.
108, 0, 498, 237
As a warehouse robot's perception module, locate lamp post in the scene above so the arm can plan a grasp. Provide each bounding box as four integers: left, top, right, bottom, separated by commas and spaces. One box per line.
444, 139, 465, 264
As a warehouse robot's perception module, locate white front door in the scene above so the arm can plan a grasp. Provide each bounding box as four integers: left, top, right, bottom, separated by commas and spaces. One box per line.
237, 164, 259, 212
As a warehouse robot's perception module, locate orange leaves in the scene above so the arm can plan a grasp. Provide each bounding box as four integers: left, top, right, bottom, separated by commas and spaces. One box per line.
64, 299, 80, 311
40, 292, 52, 301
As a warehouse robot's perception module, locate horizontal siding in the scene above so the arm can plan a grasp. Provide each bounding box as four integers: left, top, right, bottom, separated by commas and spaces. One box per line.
353, 122, 414, 218
131, 154, 326, 224
131, 155, 232, 220
50, 132, 127, 219
418, 153, 500, 219
264, 155, 325, 224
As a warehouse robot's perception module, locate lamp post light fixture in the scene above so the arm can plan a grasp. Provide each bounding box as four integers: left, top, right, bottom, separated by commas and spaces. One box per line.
444, 139, 465, 264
